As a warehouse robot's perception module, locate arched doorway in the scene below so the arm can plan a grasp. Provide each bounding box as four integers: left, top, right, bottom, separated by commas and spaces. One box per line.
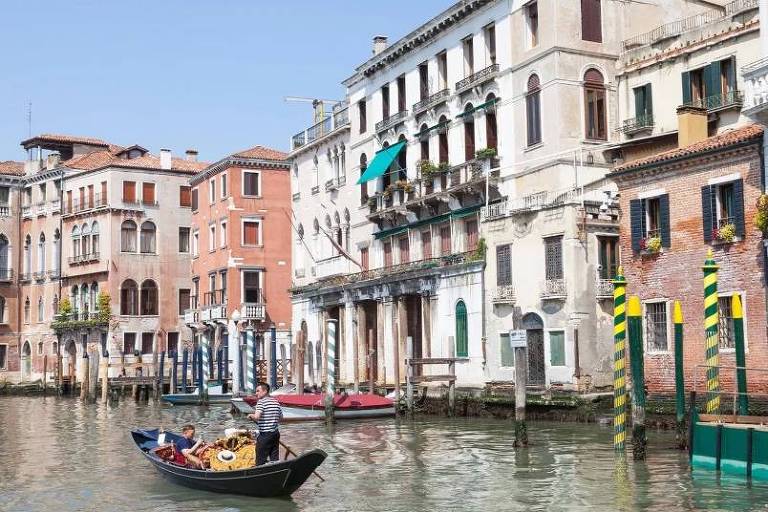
65, 340, 77, 381
306, 341, 315, 386
521, 313, 545, 387
21, 341, 31, 381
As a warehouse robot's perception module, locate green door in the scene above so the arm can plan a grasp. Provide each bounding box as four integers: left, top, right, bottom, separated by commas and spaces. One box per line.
455, 300, 468, 357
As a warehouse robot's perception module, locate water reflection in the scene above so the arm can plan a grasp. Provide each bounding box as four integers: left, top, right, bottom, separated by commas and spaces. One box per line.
1, 397, 767, 511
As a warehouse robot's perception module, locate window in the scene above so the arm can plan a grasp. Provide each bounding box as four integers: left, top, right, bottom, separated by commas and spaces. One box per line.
584, 69, 606, 140
682, 58, 737, 108
87, 184, 94, 208
462, 36, 474, 76
120, 280, 138, 315
0, 296, 5, 324
485, 94, 498, 151
80, 223, 90, 257
422, 230, 432, 260
629, 194, 671, 252
633, 84, 653, 123
398, 236, 410, 264
100, 181, 107, 205
178, 289, 190, 316
440, 224, 452, 255
220, 220, 227, 247
121, 220, 137, 252
140, 221, 156, 254
24, 297, 30, 323
220, 270, 227, 304
463, 104, 476, 161
221, 173, 228, 198
438, 115, 449, 164
243, 171, 260, 196
718, 294, 743, 350
209, 179, 216, 204
598, 236, 619, 280
358, 99, 367, 134
527, 1, 539, 47
191, 188, 198, 211
209, 224, 216, 252
66, 190, 72, 212
79, 187, 85, 208
192, 230, 199, 257
24, 234, 31, 274
581, 0, 602, 42
359, 154, 369, 205
526, 75, 542, 146
465, 220, 479, 252
38, 297, 44, 322
397, 74, 406, 113
91, 222, 99, 255
382, 84, 390, 120
167, 332, 179, 354
437, 51, 448, 90
142, 182, 155, 206
38, 233, 46, 272
550, 331, 566, 366
243, 270, 261, 303
179, 227, 190, 253
0, 235, 8, 275
702, 180, 744, 242
361, 247, 369, 270
419, 62, 429, 101
180, 185, 192, 207
70, 225, 80, 258
243, 219, 261, 246
419, 124, 431, 164
383, 240, 393, 267
123, 181, 136, 203
123, 333, 136, 354
645, 301, 668, 352
455, 300, 468, 357
141, 333, 154, 355
484, 23, 496, 65
140, 280, 158, 316
500, 332, 515, 367
496, 244, 512, 286
544, 236, 563, 280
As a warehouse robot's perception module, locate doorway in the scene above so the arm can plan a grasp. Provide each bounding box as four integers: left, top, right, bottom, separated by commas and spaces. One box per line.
522, 313, 546, 387
21, 341, 31, 381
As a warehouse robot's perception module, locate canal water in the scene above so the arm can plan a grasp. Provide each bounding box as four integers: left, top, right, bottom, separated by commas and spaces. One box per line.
1, 397, 766, 512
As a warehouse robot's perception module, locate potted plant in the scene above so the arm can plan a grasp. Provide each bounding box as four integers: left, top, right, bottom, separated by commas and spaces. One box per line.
640, 236, 662, 254
755, 194, 768, 234
437, 162, 451, 173
417, 160, 437, 181
714, 223, 736, 243
475, 147, 498, 173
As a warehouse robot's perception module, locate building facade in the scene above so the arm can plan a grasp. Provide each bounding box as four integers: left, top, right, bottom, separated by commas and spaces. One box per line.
0, 162, 23, 380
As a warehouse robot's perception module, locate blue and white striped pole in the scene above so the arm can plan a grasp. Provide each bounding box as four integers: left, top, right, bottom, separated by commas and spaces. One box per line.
325, 319, 337, 423
246, 328, 256, 392
201, 332, 210, 401
230, 320, 240, 395
269, 326, 278, 389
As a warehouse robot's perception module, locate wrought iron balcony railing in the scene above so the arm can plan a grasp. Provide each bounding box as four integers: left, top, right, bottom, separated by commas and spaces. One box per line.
541, 278, 567, 299
596, 278, 614, 298
375, 110, 409, 133
492, 285, 516, 304
455, 64, 499, 93
619, 113, 654, 134
413, 88, 450, 114
291, 106, 350, 150
682, 91, 743, 112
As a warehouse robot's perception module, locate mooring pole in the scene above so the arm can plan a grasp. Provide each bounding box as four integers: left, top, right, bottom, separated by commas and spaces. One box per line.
170, 350, 178, 394
246, 328, 256, 392
612, 267, 628, 452
325, 319, 338, 423
88, 348, 99, 404
197, 347, 204, 397
158, 351, 166, 398
191, 346, 198, 389
270, 326, 278, 390
181, 348, 189, 394
201, 333, 210, 403
673, 301, 686, 449
513, 342, 528, 447
230, 319, 240, 395
368, 328, 375, 395
703, 249, 721, 414
628, 296, 647, 460
733, 294, 749, 415
81, 352, 90, 402
406, 335, 414, 416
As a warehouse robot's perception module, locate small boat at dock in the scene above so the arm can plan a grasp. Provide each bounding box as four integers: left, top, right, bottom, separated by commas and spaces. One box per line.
232, 393, 396, 421
162, 384, 232, 405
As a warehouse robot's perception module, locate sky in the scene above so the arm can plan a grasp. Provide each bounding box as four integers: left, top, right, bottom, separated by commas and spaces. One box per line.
0, 0, 454, 163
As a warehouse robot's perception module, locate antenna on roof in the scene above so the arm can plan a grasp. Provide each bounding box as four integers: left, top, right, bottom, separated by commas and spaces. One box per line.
26, 102, 32, 138
284, 96, 342, 125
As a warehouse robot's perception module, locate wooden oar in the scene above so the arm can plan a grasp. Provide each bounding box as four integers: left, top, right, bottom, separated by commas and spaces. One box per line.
279, 440, 325, 482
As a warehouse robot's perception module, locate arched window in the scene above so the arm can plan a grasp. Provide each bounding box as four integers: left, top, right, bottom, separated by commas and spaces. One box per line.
584, 68, 606, 140
140, 279, 158, 316
81, 223, 91, 257
37, 233, 46, 273
527, 74, 542, 146
120, 279, 138, 315
52, 341, 58, 355
52, 294, 58, 316
419, 123, 430, 163
71, 226, 81, 258
24, 234, 31, 276
24, 297, 30, 323
140, 221, 156, 254
121, 220, 137, 252
91, 222, 100, 256
463, 104, 476, 161
0, 234, 10, 278
71, 285, 79, 313
438, 115, 449, 164
80, 285, 88, 315
485, 93, 498, 152
37, 296, 44, 322
396, 134, 407, 181
37, 341, 43, 355
53, 229, 60, 275
91, 282, 98, 312
455, 300, 468, 357
359, 154, 368, 205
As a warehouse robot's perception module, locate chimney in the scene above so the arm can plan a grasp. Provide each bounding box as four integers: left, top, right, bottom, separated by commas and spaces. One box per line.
160, 148, 172, 170
185, 149, 198, 162
676, 105, 709, 148
372, 35, 388, 56
46, 152, 61, 170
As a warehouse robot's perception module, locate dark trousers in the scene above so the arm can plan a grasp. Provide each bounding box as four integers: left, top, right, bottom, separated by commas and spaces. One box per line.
257, 430, 280, 465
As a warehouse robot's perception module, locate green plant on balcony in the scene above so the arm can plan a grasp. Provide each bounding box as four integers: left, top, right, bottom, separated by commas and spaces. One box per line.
51, 292, 113, 334
58, 297, 73, 316
367, 196, 377, 208
437, 162, 451, 173
417, 160, 437, 181
383, 186, 393, 199
640, 236, 662, 254
755, 194, 768, 234
475, 147, 497, 160
468, 237, 487, 262
714, 223, 736, 243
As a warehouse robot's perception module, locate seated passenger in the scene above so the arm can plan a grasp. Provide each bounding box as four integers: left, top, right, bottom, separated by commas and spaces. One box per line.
176, 424, 204, 469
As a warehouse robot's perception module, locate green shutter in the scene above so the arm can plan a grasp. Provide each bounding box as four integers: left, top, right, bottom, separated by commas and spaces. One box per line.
645, 84, 653, 117
706, 61, 721, 100
634, 87, 644, 117
549, 331, 566, 366
500, 333, 515, 367
726, 57, 736, 92
682, 71, 692, 105
455, 300, 468, 358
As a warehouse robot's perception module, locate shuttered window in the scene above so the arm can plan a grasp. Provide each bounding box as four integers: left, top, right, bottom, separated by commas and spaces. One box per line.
440, 225, 452, 255
630, 195, 671, 252
465, 220, 478, 251
584, 69, 606, 140
141, 333, 154, 354
422, 230, 432, 260
358, 100, 367, 134
526, 75, 542, 146
123, 181, 136, 203
549, 331, 566, 366
178, 289, 190, 316
399, 236, 410, 264
544, 236, 563, 280
243, 172, 260, 196
180, 186, 191, 207
581, 0, 602, 43
243, 220, 260, 246
383, 241, 393, 267
486, 110, 498, 151
88, 185, 94, 208
361, 247, 369, 270
496, 244, 512, 286
123, 333, 136, 354
455, 300, 468, 358
702, 179, 744, 242
191, 188, 198, 211
464, 111, 476, 162
142, 182, 155, 205
633, 84, 653, 120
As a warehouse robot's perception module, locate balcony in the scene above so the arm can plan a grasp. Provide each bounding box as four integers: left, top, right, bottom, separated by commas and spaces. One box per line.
492, 285, 516, 305
68, 252, 100, 265
33, 271, 46, 282
0, 268, 13, 282
481, 200, 508, 221
315, 255, 352, 280
35, 202, 47, 216
325, 176, 346, 192
682, 90, 743, 113
292, 192, 301, 201
541, 278, 567, 300
292, 106, 350, 150
184, 308, 200, 325
203, 289, 226, 307
64, 193, 108, 215
49, 199, 61, 213
742, 57, 768, 118
375, 110, 409, 133
0, 205, 10, 217
47, 269, 60, 280
413, 88, 450, 115
294, 268, 306, 279
19, 272, 31, 283
618, 114, 654, 135
200, 304, 227, 322
596, 277, 614, 299
21, 205, 32, 219
455, 64, 499, 94
241, 302, 266, 321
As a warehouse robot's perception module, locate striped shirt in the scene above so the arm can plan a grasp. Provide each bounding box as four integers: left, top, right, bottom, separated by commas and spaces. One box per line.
255, 396, 283, 433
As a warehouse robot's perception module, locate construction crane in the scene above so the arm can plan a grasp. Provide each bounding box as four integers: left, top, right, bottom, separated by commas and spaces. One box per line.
284, 96, 342, 124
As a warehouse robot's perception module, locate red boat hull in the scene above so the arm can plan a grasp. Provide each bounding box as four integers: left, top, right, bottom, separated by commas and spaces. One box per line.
244, 393, 393, 410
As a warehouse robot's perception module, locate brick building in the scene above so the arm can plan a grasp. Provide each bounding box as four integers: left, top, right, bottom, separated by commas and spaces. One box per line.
0, 161, 23, 378
613, 121, 768, 394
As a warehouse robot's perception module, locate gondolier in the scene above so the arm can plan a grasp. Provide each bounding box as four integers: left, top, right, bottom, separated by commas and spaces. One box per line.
247, 382, 284, 465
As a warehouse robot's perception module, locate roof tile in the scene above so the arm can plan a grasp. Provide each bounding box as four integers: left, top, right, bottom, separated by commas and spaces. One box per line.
232, 145, 288, 161
0, 161, 24, 176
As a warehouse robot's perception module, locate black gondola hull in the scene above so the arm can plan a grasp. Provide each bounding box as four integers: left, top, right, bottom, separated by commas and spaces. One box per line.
131, 429, 326, 498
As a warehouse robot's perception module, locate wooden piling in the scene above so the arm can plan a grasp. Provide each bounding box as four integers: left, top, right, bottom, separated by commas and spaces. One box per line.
170, 351, 178, 394
368, 328, 375, 395
513, 343, 528, 447
406, 336, 414, 416
80, 354, 90, 402
673, 301, 687, 449
281, 343, 288, 387
101, 355, 109, 404
448, 336, 456, 416
43, 355, 48, 395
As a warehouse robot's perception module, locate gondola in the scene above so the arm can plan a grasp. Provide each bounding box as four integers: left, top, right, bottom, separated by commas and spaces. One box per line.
234, 393, 396, 421
131, 428, 327, 498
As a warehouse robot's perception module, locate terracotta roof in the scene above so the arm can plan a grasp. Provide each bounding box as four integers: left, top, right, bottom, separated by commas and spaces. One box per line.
20, 133, 111, 148
614, 124, 764, 173
63, 150, 208, 174
0, 161, 24, 176
232, 145, 288, 161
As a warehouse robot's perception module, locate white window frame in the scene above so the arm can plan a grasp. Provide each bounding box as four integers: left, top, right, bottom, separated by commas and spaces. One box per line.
178, 227, 190, 254
208, 223, 216, 252
220, 219, 227, 248
717, 291, 747, 354
192, 229, 200, 258
220, 172, 228, 199
0, 343, 7, 369
642, 299, 671, 354
242, 170, 262, 198
209, 178, 216, 204
241, 217, 263, 247
123, 332, 137, 355
240, 268, 262, 304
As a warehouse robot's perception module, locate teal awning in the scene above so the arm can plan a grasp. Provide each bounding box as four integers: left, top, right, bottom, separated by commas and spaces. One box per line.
373, 204, 482, 240
357, 141, 406, 184
456, 97, 499, 119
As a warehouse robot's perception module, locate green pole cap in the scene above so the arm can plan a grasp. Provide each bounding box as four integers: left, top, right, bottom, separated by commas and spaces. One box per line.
702, 248, 719, 272
612, 266, 627, 286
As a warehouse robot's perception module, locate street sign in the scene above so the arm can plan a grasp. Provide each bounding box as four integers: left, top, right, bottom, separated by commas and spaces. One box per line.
509, 329, 527, 348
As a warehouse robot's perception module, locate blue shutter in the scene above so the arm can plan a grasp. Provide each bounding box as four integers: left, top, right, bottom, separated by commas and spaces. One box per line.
733, 179, 745, 238
659, 194, 671, 248
630, 199, 643, 253
702, 185, 714, 242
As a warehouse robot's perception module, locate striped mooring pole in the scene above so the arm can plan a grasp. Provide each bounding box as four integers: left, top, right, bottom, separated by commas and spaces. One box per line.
627, 296, 647, 460
733, 294, 749, 415
246, 329, 256, 392
201, 332, 210, 401
703, 249, 720, 414
325, 319, 337, 424
612, 267, 628, 452
673, 301, 687, 449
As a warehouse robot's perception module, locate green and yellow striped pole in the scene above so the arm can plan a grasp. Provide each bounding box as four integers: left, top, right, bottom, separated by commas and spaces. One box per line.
733, 294, 749, 415
703, 249, 720, 414
628, 296, 647, 460
613, 267, 628, 451
673, 301, 687, 449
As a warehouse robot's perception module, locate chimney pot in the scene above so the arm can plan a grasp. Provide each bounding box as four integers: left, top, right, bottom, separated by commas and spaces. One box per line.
46, 152, 61, 171
160, 148, 172, 170
373, 35, 388, 56
185, 149, 198, 162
